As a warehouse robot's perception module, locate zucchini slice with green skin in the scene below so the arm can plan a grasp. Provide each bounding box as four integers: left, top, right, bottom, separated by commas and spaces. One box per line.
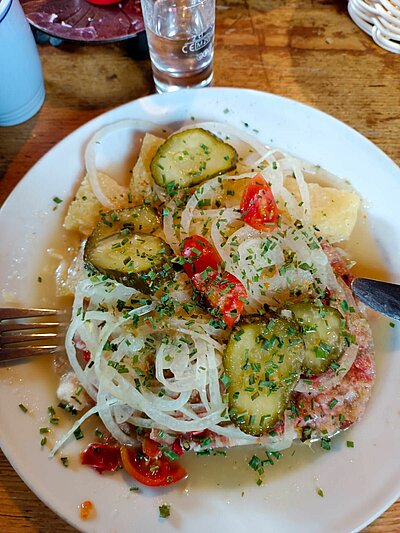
289, 303, 347, 375
150, 128, 238, 190
224, 317, 305, 436
84, 206, 174, 294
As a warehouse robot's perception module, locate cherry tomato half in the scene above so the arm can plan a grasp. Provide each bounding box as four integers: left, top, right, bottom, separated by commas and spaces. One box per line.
81, 443, 121, 473
180, 235, 222, 277
120, 446, 187, 487
193, 269, 247, 328
171, 438, 184, 456
181, 234, 247, 327
240, 174, 279, 232
83, 349, 91, 363
142, 436, 162, 459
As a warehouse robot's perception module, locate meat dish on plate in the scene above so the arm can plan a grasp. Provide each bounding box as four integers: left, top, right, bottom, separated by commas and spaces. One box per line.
52, 119, 375, 487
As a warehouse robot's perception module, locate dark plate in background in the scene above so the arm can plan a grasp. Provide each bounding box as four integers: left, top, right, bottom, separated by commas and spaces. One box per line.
21, 0, 144, 43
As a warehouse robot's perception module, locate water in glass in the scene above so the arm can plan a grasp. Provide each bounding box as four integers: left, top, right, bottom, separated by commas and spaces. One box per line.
141, 0, 215, 93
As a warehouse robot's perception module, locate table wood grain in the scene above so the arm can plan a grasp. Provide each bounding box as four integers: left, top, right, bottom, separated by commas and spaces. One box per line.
1, 0, 399, 531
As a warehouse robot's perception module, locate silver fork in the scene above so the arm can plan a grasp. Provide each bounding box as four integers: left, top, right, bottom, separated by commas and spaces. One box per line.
0, 308, 67, 363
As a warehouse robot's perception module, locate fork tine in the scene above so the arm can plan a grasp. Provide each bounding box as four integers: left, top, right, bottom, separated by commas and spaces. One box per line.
0, 322, 63, 333
0, 308, 61, 320
0, 308, 67, 363
0, 332, 62, 346
0, 345, 61, 362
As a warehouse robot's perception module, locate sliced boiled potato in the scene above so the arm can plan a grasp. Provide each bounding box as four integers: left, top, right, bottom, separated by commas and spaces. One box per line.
284, 177, 361, 243
64, 173, 131, 235
65, 134, 164, 236
129, 133, 165, 201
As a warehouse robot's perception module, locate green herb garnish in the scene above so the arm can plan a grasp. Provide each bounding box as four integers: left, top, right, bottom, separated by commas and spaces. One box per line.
159, 504, 171, 519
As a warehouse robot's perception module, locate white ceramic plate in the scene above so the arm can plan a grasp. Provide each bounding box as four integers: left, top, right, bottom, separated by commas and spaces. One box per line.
1, 88, 400, 533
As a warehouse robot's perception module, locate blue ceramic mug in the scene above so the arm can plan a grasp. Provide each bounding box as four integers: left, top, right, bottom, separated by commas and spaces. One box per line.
0, 0, 45, 126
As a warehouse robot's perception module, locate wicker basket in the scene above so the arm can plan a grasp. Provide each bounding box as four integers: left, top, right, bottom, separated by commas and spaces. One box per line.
348, 0, 400, 53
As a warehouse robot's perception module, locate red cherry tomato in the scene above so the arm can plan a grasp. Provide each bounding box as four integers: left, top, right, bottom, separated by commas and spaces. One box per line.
81, 443, 121, 473
240, 174, 279, 232
181, 235, 247, 327
85, 0, 120, 5
83, 349, 91, 363
120, 446, 187, 487
142, 437, 162, 459
181, 235, 222, 277
171, 438, 184, 456
188, 430, 207, 437
193, 270, 247, 328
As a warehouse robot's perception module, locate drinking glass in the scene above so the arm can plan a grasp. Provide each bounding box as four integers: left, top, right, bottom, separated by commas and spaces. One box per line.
0, 0, 45, 126
140, 0, 215, 93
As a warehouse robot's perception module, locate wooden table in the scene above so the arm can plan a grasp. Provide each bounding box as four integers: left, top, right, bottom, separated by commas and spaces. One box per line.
1, 0, 399, 530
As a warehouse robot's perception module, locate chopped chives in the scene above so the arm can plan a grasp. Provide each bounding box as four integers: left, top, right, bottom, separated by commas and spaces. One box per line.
328, 398, 338, 409
159, 504, 171, 519
248, 455, 261, 471
321, 437, 331, 450
74, 427, 84, 440
162, 448, 180, 461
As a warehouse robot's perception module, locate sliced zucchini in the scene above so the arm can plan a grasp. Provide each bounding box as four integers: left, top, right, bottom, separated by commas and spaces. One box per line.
224, 317, 304, 436
289, 303, 347, 375
84, 206, 174, 294
150, 128, 238, 190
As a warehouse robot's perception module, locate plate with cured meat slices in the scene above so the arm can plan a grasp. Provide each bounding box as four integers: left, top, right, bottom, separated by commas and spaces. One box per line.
21, 0, 144, 42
